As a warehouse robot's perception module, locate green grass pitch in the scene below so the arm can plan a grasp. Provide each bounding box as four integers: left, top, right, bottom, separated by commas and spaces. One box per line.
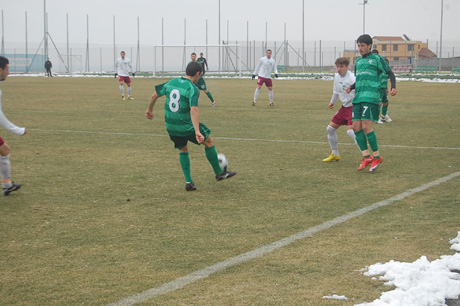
0, 76, 459, 305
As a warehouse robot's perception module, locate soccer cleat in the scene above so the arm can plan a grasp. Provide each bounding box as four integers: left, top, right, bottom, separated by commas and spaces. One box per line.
212, 102, 217, 107
322, 152, 341, 162
384, 114, 392, 122
128, 96, 134, 100
185, 182, 196, 191
122, 96, 126, 101
216, 167, 237, 181
269, 102, 274, 106
377, 118, 384, 124
357, 156, 373, 171
369, 156, 383, 172
2, 182, 21, 196
252, 101, 256, 106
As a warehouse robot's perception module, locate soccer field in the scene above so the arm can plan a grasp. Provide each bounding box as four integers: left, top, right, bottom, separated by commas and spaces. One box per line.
0, 76, 459, 305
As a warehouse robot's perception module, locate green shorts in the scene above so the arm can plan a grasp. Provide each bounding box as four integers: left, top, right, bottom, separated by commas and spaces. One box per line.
169, 123, 211, 149
352, 102, 380, 122
379, 88, 389, 103
196, 77, 207, 91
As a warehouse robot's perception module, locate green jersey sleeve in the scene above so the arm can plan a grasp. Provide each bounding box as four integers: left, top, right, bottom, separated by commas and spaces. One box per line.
155, 82, 167, 97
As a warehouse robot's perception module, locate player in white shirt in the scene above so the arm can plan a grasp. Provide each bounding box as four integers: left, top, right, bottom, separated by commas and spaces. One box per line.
0, 56, 27, 195
115, 51, 135, 100
252, 49, 278, 106
323, 57, 360, 162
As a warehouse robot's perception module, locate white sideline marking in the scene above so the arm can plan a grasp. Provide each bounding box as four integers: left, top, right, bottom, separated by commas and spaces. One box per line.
30, 129, 460, 151
107, 171, 460, 306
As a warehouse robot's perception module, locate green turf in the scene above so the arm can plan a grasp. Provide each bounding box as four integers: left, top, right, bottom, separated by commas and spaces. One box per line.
0, 77, 459, 305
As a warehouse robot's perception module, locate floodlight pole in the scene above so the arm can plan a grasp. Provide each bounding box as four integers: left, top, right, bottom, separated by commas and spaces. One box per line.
359, 0, 369, 34
66, 13, 69, 73
113, 15, 116, 72
25, 12, 28, 72
44, 0, 48, 61
161, 18, 164, 72
439, 0, 444, 72
302, 0, 305, 72
218, 0, 221, 72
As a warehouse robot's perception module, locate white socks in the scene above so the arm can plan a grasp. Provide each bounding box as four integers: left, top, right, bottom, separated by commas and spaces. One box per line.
119, 85, 125, 96
253, 88, 260, 102
128, 86, 132, 97
327, 125, 339, 155
347, 129, 360, 150
1, 155, 12, 188
253, 88, 274, 103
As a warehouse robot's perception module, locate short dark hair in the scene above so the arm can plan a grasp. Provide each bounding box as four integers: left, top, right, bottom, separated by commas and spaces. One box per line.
357, 34, 373, 46
0, 56, 9, 70
186, 61, 202, 77
335, 57, 350, 66
191, 52, 196, 56
266, 49, 272, 53
200, 53, 203, 55
384, 57, 389, 64
371, 49, 379, 54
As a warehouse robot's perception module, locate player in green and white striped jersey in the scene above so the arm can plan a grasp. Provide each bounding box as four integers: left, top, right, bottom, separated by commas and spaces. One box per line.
371, 49, 392, 124
346, 34, 397, 172
146, 62, 236, 191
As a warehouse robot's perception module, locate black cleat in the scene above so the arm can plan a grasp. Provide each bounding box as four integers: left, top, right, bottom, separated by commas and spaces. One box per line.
185, 182, 196, 191
2, 182, 21, 196
215, 167, 237, 181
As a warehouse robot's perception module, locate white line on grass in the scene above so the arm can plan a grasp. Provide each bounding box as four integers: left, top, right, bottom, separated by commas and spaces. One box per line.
30, 129, 460, 151
107, 171, 460, 306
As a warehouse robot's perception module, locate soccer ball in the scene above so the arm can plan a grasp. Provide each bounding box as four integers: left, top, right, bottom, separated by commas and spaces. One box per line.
218, 153, 228, 170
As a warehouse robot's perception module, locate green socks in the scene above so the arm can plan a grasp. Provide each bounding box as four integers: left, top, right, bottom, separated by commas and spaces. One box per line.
354, 130, 369, 152
366, 131, 379, 152
180, 147, 222, 183
179, 152, 193, 183
205, 146, 222, 175
206, 91, 214, 103
382, 105, 388, 116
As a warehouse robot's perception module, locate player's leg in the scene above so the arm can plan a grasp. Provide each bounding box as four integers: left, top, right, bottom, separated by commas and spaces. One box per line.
198, 124, 222, 175
267, 78, 274, 106
343, 106, 360, 151
178, 145, 196, 191
268, 87, 274, 106
0, 141, 21, 196
203, 89, 216, 107
361, 103, 383, 171
379, 90, 389, 123
170, 134, 195, 190
323, 122, 341, 162
346, 126, 359, 150
382, 103, 391, 122
253, 78, 263, 105
202, 136, 222, 175
118, 77, 125, 100
199, 123, 236, 180
126, 78, 134, 100
353, 103, 373, 170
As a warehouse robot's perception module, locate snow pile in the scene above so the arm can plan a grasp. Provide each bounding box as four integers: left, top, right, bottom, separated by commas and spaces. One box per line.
323, 294, 348, 300
356, 231, 460, 306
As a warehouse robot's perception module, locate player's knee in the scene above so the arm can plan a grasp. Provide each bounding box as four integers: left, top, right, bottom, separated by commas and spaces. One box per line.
327, 125, 336, 133
203, 136, 214, 147
0, 143, 11, 156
